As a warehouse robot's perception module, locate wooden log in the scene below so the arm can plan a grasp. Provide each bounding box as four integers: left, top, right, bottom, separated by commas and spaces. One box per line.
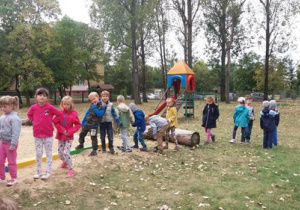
143, 126, 200, 146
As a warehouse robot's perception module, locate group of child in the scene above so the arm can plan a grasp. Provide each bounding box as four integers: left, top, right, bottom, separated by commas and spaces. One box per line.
0, 87, 180, 187
201, 96, 280, 149
0, 86, 281, 187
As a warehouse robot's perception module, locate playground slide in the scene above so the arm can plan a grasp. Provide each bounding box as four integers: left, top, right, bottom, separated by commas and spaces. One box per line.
148, 100, 167, 117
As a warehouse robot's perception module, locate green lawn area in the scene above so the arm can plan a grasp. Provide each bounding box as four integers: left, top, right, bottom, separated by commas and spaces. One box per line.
6, 99, 300, 209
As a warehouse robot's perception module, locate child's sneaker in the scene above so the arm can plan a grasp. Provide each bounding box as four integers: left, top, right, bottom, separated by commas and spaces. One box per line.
131, 145, 139, 149
67, 169, 75, 178
89, 150, 97, 156
229, 139, 236, 143
75, 144, 84, 150
174, 146, 179, 151
140, 147, 148, 152
109, 149, 115, 154
0, 178, 6, 184
41, 173, 51, 180
117, 146, 124, 150
33, 174, 41, 179
211, 135, 216, 142
123, 149, 132, 153
7, 179, 18, 186
59, 162, 67, 168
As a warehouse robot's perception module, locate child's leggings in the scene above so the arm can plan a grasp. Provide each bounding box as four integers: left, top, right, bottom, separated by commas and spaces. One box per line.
0, 141, 17, 180
58, 140, 73, 170
205, 128, 213, 142
165, 126, 178, 146
34, 137, 53, 175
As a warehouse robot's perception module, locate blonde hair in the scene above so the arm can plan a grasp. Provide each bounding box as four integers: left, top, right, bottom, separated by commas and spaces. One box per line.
166, 98, 175, 106
60, 96, 75, 110
101, 90, 110, 97
117, 95, 125, 103
0, 96, 19, 111
206, 96, 214, 103
0, 198, 19, 210
88, 92, 99, 98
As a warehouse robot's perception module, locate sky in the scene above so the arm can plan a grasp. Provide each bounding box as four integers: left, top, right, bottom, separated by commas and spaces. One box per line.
58, 0, 300, 65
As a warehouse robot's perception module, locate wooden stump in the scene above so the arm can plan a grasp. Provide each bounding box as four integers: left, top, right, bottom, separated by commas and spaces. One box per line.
143, 126, 200, 147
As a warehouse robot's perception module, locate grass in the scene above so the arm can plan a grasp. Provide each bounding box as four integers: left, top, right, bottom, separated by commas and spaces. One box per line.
6, 99, 300, 209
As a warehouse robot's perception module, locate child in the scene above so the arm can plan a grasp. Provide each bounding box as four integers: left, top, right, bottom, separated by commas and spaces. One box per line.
269, 100, 280, 146
0, 197, 19, 209
99, 91, 122, 154
75, 92, 106, 156
129, 103, 147, 152
165, 97, 179, 151
229, 97, 250, 143
145, 115, 169, 154
0, 96, 21, 186
202, 96, 219, 145
115, 95, 133, 153
27, 88, 62, 180
54, 96, 81, 177
260, 101, 276, 149
245, 96, 255, 143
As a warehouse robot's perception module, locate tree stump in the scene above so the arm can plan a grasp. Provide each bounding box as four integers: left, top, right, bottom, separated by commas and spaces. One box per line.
143, 126, 200, 146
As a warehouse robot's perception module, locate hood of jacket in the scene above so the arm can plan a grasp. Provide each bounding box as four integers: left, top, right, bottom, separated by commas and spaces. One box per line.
117, 103, 129, 112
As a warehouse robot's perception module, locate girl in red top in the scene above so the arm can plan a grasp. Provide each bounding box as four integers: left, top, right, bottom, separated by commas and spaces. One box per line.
54, 96, 81, 177
27, 88, 61, 180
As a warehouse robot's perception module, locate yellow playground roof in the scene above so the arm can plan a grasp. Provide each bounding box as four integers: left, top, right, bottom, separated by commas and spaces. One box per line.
167, 60, 194, 75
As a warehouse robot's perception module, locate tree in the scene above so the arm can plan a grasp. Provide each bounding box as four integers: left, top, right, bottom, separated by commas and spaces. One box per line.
91, 0, 142, 104
255, 56, 285, 92
232, 52, 261, 92
203, 0, 246, 102
256, 0, 300, 99
171, 0, 201, 68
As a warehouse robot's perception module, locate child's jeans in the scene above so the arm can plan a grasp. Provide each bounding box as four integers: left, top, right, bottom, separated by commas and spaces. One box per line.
0, 141, 17, 180
232, 125, 248, 142
34, 137, 53, 175
273, 127, 278, 146
133, 129, 147, 148
263, 130, 274, 149
58, 140, 73, 170
100, 122, 114, 152
120, 128, 131, 150
79, 125, 98, 151
245, 120, 253, 142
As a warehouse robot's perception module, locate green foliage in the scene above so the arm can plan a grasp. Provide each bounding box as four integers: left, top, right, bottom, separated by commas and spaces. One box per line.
193, 60, 219, 92
232, 52, 261, 92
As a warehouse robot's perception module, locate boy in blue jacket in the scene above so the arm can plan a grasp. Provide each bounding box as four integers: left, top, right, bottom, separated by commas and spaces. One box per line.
129, 103, 148, 151
75, 92, 106, 156
260, 101, 276, 149
269, 100, 280, 146
229, 97, 250, 143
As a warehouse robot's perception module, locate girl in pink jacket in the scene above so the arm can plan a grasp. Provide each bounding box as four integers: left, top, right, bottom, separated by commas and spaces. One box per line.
54, 96, 81, 177
27, 88, 61, 180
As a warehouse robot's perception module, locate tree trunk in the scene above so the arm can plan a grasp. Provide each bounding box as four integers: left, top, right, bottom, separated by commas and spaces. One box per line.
187, 0, 192, 68
220, 12, 227, 102
264, 0, 270, 100
143, 127, 200, 146
140, 20, 147, 103
225, 47, 231, 104
14, 75, 23, 106
131, 0, 141, 104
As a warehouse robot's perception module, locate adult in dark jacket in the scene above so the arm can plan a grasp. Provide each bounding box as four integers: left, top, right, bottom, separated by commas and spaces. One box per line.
202, 97, 219, 144
129, 103, 147, 151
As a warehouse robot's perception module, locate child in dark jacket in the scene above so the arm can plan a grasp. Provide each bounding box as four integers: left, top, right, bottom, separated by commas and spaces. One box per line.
202, 96, 219, 145
260, 101, 276, 149
129, 103, 147, 151
75, 92, 106, 156
269, 100, 280, 146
